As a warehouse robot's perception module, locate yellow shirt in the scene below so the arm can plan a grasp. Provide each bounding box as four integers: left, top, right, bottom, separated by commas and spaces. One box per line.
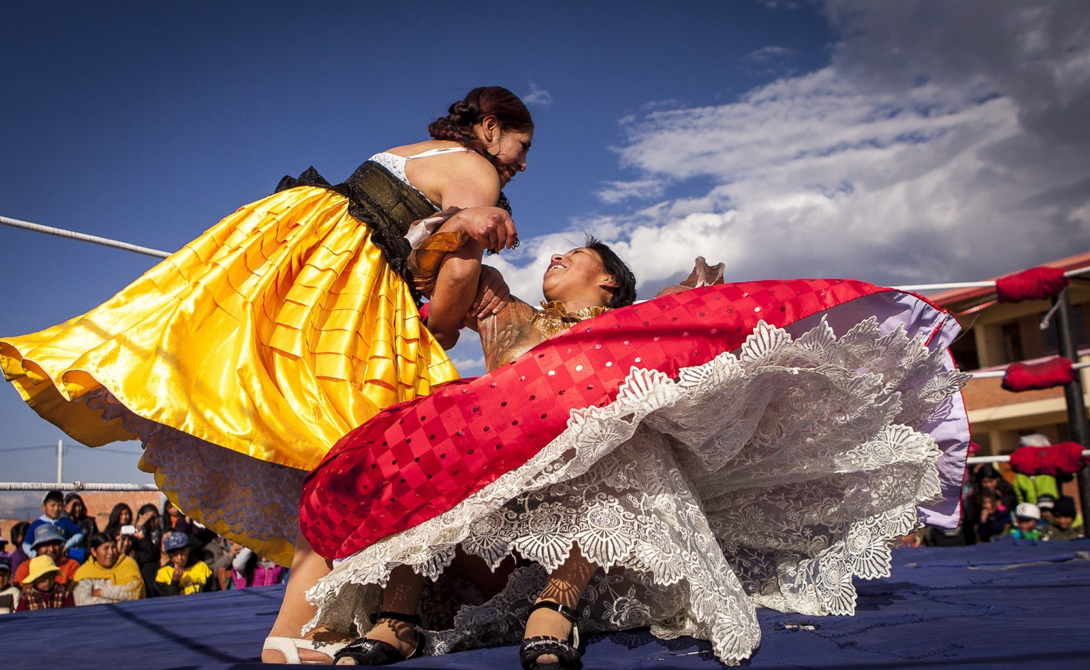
155, 561, 212, 595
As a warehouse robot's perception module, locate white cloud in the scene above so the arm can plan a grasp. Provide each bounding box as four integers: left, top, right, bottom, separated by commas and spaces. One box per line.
742, 45, 795, 65
522, 81, 553, 106
582, 1, 1090, 289
596, 178, 666, 204
449, 354, 485, 374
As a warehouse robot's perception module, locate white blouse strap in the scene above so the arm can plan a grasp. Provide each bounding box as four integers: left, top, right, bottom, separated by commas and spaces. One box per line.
405, 146, 472, 160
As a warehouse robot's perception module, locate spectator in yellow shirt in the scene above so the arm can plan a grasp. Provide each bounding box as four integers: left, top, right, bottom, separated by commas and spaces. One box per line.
154, 532, 212, 596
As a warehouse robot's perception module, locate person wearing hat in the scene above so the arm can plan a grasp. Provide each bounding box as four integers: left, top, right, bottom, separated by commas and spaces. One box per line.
0, 556, 19, 614
15, 555, 74, 611
22, 490, 84, 558
12, 524, 81, 587
1045, 497, 1085, 541
1009, 502, 1046, 542
154, 532, 213, 596
1036, 493, 1057, 522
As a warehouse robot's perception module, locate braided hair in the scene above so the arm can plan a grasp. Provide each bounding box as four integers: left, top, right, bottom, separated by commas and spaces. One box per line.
428, 87, 534, 163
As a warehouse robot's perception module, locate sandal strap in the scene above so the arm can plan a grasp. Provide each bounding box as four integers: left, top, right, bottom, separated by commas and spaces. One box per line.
528, 600, 580, 625
334, 631, 427, 665
334, 638, 403, 666
369, 610, 423, 627
519, 636, 583, 670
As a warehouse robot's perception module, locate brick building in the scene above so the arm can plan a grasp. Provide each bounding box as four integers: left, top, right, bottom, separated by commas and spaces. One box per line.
931, 251, 1089, 468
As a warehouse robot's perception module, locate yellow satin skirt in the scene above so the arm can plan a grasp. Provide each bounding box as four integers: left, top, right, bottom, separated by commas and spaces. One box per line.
1, 185, 458, 564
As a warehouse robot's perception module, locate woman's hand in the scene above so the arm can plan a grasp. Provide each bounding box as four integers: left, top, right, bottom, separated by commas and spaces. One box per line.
443, 207, 518, 254
470, 266, 510, 318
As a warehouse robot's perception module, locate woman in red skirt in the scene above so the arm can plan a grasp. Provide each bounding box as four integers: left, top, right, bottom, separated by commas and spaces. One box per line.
299, 223, 970, 667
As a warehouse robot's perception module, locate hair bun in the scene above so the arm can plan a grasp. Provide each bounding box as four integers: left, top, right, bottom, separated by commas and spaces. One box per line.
449, 100, 479, 125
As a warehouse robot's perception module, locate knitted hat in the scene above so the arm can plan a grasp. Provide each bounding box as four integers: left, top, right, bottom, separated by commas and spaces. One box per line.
1053, 497, 1077, 518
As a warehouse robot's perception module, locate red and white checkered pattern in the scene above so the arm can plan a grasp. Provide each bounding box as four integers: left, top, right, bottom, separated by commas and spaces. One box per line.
300, 279, 890, 560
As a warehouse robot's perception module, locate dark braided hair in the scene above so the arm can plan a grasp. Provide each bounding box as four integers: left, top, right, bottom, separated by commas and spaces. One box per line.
584, 234, 637, 308
428, 87, 534, 163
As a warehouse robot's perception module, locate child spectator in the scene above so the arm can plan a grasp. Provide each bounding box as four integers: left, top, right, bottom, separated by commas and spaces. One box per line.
1045, 497, 1084, 541
72, 533, 145, 605
103, 503, 134, 539
1009, 502, 1046, 542
13, 525, 80, 587
976, 490, 1011, 542
16, 556, 74, 611
231, 545, 286, 589
64, 493, 99, 551
8, 522, 31, 573
1036, 493, 1057, 522
23, 490, 84, 558
0, 557, 19, 614
161, 500, 196, 536
154, 533, 213, 596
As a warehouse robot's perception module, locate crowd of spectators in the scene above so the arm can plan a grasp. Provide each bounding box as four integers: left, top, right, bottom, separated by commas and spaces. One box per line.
0, 490, 287, 615
916, 459, 1086, 547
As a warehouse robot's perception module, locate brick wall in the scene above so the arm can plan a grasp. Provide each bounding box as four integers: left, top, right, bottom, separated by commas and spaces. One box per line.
1, 490, 163, 545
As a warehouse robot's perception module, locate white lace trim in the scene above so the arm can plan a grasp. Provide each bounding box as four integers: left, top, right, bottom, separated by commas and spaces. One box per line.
303, 317, 967, 665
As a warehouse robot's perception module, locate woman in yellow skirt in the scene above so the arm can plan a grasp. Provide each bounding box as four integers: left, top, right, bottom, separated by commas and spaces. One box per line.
1, 86, 532, 662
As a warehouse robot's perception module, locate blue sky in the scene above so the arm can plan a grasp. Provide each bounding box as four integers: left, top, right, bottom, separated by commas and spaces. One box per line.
2, 1, 1088, 487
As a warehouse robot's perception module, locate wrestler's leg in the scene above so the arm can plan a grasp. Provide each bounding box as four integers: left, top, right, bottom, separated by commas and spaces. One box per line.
335, 565, 425, 665
424, 240, 484, 349
262, 530, 350, 663
524, 544, 597, 664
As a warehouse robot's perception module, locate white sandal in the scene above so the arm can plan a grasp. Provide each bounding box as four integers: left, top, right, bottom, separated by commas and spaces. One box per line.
262, 636, 350, 665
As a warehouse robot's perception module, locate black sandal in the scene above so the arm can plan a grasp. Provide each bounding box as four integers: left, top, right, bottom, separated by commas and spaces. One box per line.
519, 600, 583, 670
332, 611, 426, 666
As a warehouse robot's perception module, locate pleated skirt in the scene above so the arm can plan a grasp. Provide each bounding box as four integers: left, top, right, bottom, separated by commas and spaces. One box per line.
1, 185, 458, 564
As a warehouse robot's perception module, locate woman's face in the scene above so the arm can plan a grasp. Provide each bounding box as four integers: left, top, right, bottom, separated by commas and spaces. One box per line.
116, 534, 133, 555
166, 503, 180, 518
92, 541, 119, 569
478, 118, 531, 188
66, 499, 84, 518
119, 508, 132, 525
542, 248, 611, 303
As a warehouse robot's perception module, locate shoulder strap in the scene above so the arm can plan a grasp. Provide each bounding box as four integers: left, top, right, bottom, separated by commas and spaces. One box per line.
405, 147, 472, 160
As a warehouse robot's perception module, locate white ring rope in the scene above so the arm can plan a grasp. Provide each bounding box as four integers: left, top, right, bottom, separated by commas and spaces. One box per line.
3, 214, 1088, 291
1, 215, 171, 259
967, 361, 1090, 379
967, 449, 1090, 465
0, 481, 160, 491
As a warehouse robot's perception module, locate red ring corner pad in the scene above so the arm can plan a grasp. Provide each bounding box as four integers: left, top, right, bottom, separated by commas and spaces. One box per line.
1001, 356, 1076, 392
995, 267, 1068, 304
